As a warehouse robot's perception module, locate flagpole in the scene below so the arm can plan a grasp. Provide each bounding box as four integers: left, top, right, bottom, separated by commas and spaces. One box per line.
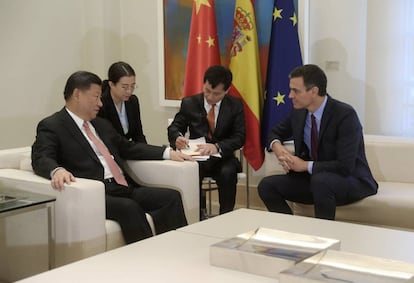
298, 0, 310, 63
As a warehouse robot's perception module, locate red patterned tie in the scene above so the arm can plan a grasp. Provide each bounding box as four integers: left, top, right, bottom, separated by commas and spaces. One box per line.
207, 104, 216, 139
83, 121, 128, 186
311, 114, 318, 160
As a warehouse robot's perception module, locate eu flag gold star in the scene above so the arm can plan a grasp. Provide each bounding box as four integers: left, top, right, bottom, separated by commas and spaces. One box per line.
273, 6, 283, 21
273, 91, 286, 106
290, 12, 298, 26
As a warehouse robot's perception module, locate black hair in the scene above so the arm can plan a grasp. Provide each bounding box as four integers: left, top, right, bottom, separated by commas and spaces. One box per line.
102, 61, 136, 92
203, 65, 233, 91
289, 64, 327, 96
63, 71, 102, 100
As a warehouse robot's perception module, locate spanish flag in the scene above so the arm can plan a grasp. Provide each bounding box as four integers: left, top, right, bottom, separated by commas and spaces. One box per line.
183, 0, 220, 97
229, 0, 264, 170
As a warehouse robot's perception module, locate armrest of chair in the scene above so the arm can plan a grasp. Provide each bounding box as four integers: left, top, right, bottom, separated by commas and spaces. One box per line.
125, 160, 199, 224
0, 169, 106, 266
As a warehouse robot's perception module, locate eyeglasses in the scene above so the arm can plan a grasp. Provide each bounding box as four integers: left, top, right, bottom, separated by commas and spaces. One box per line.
120, 84, 138, 92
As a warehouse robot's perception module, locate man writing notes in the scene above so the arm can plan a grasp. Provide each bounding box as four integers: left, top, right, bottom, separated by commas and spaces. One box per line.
168, 65, 246, 218
32, 71, 191, 244
259, 64, 377, 220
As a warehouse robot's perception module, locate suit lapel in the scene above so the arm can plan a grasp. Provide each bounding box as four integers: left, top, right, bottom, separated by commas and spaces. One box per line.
104, 92, 124, 134
58, 108, 101, 164
214, 95, 229, 136
294, 109, 308, 157
125, 98, 137, 135
319, 96, 334, 141
195, 94, 208, 133
92, 120, 124, 170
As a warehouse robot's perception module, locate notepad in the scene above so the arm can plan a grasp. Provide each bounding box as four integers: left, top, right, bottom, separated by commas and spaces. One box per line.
180, 137, 221, 161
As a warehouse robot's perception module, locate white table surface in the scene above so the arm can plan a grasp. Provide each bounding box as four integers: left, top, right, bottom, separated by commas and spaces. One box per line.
16, 230, 275, 283
178, 208, 414, 263
17, 208, 414, 282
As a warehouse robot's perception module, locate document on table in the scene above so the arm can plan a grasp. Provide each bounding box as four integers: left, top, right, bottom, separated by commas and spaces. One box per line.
180, 137, 221, 161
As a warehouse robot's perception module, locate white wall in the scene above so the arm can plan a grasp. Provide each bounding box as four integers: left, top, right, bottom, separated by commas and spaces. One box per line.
307, 0, 367, 124
303, 0, 414, 137
1, 0, 88, 149
0, 0, 177, 150
365, 0, 414, 136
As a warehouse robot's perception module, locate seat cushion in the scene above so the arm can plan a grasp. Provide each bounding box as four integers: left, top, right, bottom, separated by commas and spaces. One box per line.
105, 220, 125, 251
293, 182, 414, 231
104, 213, 155, 251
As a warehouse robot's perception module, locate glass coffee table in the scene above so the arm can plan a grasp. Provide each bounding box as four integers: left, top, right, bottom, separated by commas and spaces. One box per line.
0, 187, 55, 213
0, 186, 56, 282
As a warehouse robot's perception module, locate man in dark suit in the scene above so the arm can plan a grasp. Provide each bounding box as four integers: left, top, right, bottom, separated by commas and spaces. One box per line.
168, 65, 245, 217
32, 71, 191, 244
258, 64, 378, 220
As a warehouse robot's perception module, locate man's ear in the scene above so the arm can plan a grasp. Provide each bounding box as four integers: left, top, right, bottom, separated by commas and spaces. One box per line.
72, 88, 81, 100
312, 86, 320, 96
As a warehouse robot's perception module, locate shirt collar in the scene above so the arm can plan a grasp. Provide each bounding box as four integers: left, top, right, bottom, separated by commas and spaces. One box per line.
311, 95, 328, 120
65, 107, 87, 130
203, 97, 222, 109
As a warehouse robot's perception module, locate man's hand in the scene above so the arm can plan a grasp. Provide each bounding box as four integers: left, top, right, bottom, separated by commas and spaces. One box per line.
51, 168, 76, 191
170, 149, 194, 161
278, 154, 308, 173
272, 142, 307, 173
175, 136, 189, 150
196, 143, 218, 156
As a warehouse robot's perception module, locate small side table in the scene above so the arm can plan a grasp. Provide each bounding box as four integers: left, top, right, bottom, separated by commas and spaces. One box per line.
0, 186, 55, 282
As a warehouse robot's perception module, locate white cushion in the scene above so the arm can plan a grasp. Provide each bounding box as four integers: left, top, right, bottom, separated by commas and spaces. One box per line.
293, 182, 414, 230
19, 153, 33, 171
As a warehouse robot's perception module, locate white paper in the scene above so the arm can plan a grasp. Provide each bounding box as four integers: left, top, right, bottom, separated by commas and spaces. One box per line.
180, 137, 221, 160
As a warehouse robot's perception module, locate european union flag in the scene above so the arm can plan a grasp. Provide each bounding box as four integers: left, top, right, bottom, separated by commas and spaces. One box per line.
261, 0, 302, 147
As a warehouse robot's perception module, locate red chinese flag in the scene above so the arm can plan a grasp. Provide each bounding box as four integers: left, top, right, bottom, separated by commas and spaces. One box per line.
228, 0, 264, 170
183, 0, 220, 97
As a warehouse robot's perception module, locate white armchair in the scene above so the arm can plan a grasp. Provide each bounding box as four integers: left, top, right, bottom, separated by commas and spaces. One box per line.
0, 147, 199, 268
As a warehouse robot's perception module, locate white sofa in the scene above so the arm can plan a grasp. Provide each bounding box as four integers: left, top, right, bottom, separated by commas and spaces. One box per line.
0, 146, 199, 267
264, 135, 414, 231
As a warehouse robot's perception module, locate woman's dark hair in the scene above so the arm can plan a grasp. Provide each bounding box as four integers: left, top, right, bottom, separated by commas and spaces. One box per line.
102, 61, 136, 92
289, 64, 327, 96
63, 71, 102, 100
203, 65, 233, 91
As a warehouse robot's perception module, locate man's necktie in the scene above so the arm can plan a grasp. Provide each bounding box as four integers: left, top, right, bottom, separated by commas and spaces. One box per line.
207, 104, 216, 139
311, 114, 318, 160
83, 121, 128, 186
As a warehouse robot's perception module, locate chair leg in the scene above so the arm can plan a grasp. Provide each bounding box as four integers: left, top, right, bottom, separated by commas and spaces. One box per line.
208, 189, 212, 216
246, 165, 250, 208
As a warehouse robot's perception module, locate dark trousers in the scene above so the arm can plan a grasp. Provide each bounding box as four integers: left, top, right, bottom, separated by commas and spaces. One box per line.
105, 183, 188, 244
198, 156, 240, 215
258, 171, 375, 220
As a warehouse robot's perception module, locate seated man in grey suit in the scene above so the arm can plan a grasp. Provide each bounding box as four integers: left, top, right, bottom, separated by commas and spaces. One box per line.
32, 70, 192, 244
168, 65, 246, 217
259, 64, 377, 220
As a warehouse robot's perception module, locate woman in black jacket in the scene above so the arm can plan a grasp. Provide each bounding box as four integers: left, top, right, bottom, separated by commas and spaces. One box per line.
98, 61, 147, 143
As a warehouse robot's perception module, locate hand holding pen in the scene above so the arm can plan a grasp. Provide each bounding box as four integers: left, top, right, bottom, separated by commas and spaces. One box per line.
175, 136, 189, 150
